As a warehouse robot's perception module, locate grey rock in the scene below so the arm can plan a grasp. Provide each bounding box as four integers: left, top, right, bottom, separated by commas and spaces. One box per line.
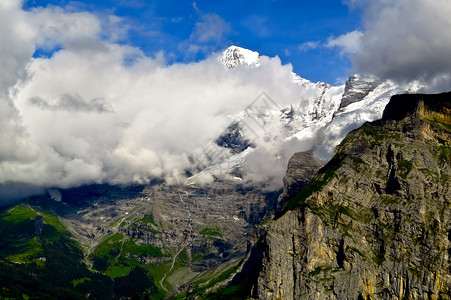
276, 151, 324, 212
252, 92, 451, 299
340, 74, 379, 109
38, 180, 279, 294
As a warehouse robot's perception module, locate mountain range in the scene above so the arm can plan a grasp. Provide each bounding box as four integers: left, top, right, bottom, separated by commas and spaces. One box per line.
0, 46, 449, 300
233, 92, 451, 299
190, 46, 403, 187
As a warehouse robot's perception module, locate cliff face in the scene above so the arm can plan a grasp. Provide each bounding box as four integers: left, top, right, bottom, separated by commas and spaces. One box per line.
254, 93, 451, 299
276, 151, 324, 212
340, 74, 378, 109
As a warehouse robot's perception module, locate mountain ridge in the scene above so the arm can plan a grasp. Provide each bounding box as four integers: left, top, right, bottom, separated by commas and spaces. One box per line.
0, 46, 443, 299
193, 45, 403, 189
240, 91, 451, 299
219, 45, 260, 68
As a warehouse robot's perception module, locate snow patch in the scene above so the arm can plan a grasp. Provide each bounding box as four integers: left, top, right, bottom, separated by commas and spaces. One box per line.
219, 46, 260, 68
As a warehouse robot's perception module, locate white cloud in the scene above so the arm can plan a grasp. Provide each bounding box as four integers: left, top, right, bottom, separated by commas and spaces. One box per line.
28, 5, 102, 51
347, 0, 451, 88
242, 136, 316, 189
298, 31, 363, 56
0, 1, 312, 202
0, 0, 39, 175
326, 30, 363, 55
181, 5, 232, 57
190, 13, 231, 44
298, 41, 320, 52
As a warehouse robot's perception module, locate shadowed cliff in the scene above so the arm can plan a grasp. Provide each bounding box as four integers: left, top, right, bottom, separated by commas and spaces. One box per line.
220, 92, 450, 299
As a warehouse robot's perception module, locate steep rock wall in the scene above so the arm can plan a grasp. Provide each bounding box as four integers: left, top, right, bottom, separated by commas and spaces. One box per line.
254, 92, 451, 299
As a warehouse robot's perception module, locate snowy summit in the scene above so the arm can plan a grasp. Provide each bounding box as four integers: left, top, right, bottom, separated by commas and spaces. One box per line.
219, 46, 260, 68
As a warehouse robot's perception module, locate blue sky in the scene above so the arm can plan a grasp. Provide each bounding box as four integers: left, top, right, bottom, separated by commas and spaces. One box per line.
24, 0, 362, 84
1, 0, 450, 201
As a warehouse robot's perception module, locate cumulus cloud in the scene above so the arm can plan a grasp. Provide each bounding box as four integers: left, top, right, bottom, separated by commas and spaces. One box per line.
0, 1, 314, 203
347, 0, 451, 88
298, 31, 363, 56
326, 30, 363, 55
242, 136, 316, 189
0, 0, 40, 174
29, 5, 102, 49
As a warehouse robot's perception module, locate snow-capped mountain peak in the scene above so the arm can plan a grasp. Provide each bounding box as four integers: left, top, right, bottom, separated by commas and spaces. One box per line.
210, 46, 402, 188
219, 45, 260, 68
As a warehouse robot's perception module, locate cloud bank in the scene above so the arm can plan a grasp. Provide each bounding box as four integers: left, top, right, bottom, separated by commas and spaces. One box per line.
326, 31, 363, 55
0, 1, 312, 203
2, 0, 450, 203
347, 0, 451, 90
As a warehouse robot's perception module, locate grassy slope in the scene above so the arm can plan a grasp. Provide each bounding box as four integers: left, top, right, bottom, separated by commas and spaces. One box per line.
0, 201, 244, 299
88, 215, 166, 299
0, 203, 113, 299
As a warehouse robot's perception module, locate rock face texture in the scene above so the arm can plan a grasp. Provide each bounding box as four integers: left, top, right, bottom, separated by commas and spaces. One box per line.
253, 92, 451, 299
276, 151, 324, 212
340, 74, 379, 109
37, 180, 279, 295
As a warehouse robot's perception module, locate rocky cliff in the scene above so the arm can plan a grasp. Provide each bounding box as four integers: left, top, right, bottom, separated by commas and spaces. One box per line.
339, 74, 379, 109
251, 92, 451, 299
276, 151, 324, 212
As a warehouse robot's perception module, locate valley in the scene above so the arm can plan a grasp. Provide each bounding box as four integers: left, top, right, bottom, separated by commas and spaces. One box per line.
0, 47, 449, 300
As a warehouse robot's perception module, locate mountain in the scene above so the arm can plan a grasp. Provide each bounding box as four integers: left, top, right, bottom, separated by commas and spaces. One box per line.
226, 92, 450, 299
0, 46, 432, 299
219, 45, 260, 68
0, 201, 115, 299
190, 46, 403, 188
0, 181, 281, 299
339, 74, 379, 109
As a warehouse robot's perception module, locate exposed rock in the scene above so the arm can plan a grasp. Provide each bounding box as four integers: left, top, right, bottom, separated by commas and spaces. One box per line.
216, 122, 255, 154
340, 74, 379, 109
142, 181, 278, 262
27, 179, 280, 294
276, 151, 324, 212
219, 45, 260, 68
251, 92, 451, 299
